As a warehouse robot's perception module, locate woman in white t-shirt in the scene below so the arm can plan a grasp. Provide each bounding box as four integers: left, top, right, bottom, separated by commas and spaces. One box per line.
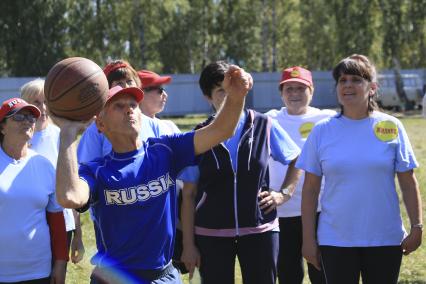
266, 66, 334, 284
297, 54, 422, 284
21, 79, 85, 268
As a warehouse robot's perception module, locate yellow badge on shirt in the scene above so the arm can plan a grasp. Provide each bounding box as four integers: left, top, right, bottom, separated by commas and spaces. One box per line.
374, 120, 399, 142
299, 122, 315, 138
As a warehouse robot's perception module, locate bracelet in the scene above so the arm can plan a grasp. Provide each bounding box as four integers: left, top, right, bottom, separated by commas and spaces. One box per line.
411, 224, 423, 231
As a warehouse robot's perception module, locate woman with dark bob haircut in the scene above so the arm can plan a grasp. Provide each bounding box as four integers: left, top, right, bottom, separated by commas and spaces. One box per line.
296, 54, 422, 284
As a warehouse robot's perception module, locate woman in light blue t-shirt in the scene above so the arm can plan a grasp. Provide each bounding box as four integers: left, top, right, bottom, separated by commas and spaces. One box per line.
0, 98, 67, 283
297, 54, 422, 284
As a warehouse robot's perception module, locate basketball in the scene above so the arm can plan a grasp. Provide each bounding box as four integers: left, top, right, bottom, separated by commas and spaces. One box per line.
44, 57, 109, 121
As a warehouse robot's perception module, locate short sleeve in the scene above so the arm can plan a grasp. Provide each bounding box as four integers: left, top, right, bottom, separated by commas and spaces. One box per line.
395, 120, 419, 172
166, 120, 181, 133
169, 131, 197, 173
46, 191, 64, 213
270, 119, 301, 165
77, 122, 108, 163
149, 131, 197, 177
78, 163, 98, 205
295, 124, 322, 177
179, 166, 200, 183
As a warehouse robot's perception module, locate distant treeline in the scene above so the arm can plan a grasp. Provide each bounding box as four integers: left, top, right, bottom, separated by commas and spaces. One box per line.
0, 0, 425, 76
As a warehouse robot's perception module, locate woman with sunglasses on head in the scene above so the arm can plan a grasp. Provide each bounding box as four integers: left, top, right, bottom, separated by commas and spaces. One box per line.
20, 79, 85, 269
0, 98, 68, 284
297, 54, 422, 284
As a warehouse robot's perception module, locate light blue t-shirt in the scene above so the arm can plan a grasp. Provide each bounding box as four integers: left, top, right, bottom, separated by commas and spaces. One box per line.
0, 148, 62, 282
77, 114, 167, 164
296, 111, 418, 247
180, 111, 300, 182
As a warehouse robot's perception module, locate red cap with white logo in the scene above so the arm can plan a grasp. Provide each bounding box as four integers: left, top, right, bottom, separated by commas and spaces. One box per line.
0, 98, 41, 122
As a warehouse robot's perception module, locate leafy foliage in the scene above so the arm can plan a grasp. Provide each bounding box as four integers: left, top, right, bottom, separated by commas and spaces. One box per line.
0, 0, 425, 76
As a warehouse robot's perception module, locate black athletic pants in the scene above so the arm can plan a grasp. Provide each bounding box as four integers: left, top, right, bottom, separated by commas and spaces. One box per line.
319, 245, 403, 284
196, 231, 279, 284
278, 215, 325, 284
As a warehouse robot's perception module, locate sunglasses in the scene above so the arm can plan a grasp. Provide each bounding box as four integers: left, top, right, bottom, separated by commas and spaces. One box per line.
143, 86, 165, 94
11, 113, 37, 123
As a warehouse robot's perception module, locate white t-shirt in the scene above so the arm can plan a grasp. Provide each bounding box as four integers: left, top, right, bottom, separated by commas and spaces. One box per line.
0, 147, 62, 282
296, 111, 418, 247
265, 107, 336, 217
30, 124, 75, 231
156, 118, 180, 135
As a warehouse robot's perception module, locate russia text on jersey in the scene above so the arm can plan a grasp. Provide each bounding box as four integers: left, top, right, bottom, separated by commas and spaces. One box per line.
104, 173, 175, 205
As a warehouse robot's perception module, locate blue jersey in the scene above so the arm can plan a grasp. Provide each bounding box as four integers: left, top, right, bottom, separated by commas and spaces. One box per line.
79, 132, 196, 274
77, 115, 166, 164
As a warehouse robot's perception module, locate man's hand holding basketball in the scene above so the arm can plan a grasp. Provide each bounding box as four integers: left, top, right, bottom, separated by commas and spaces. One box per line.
49, 112, 94, 142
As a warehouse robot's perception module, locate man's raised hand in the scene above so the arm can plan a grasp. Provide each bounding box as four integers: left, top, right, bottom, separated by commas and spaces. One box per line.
222, 65, 253, 101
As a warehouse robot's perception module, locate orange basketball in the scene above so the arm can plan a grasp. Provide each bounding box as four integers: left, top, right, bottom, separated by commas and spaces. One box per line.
44, 57, 109, 121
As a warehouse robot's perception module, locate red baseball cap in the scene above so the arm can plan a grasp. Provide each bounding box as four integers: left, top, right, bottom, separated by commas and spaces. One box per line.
106, 86, 144, 104
0, 98, 41, 122
137, 70, 172, 88
103, 62, 129, 78
279, 66, 313, 88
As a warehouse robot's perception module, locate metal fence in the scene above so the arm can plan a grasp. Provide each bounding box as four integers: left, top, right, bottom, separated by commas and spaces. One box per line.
1, 69, 424, 116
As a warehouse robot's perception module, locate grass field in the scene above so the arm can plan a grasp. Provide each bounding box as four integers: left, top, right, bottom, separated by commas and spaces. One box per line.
67, 113, 426, 284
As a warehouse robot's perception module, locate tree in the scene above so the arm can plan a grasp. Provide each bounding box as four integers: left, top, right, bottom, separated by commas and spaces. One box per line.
0, 0, 68, 76
332, 0, 379, 64
299, 0, 337, 70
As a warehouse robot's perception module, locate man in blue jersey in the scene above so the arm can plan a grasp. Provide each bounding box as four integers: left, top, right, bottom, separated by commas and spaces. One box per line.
54, 65, 252, 284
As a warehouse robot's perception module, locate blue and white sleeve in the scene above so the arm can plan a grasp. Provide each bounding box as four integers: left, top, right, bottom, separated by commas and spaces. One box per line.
270, 119, 301, 165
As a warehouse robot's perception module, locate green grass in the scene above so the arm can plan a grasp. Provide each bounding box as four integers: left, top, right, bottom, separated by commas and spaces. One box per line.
66, 114, 426, 284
